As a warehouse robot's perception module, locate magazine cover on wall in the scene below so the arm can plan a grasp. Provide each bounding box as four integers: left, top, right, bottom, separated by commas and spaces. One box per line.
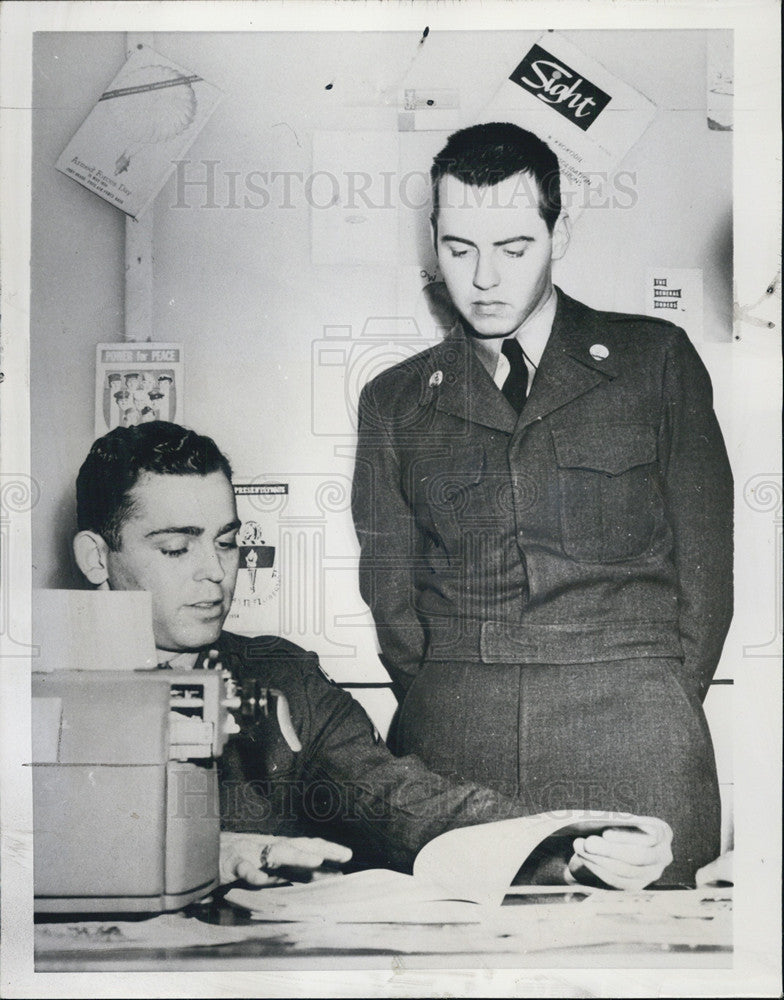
481, 30, 657, 221
225, 483, 289, 636
94, 342, 183, 436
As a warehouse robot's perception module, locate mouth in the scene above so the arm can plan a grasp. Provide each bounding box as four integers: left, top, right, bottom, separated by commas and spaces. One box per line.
188, 600, 224, 618
472, 301, 506, 314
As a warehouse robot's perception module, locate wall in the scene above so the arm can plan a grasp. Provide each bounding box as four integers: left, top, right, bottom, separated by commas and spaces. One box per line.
31, 33, 128, 588
31, 31, 749, 806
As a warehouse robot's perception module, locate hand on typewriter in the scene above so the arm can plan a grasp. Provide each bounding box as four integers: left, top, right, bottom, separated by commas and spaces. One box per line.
219, 832, 352, 886
565, 817, 674, 891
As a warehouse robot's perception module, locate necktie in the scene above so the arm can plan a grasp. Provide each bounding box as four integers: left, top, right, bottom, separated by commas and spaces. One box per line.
501, 338, 528, 414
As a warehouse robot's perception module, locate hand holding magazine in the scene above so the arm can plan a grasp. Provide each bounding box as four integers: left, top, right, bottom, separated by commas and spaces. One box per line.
225, 810, 672, 923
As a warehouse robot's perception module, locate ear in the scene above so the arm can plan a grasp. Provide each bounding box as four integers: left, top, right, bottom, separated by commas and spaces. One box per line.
551, 212, 571, 261
73, 531, 111, 588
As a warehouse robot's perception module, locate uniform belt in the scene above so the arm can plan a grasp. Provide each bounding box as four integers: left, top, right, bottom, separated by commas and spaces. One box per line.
426, 620, 683, 665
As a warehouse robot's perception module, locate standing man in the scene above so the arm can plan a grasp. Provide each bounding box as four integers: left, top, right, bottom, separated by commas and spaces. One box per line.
351, 122, 733, 886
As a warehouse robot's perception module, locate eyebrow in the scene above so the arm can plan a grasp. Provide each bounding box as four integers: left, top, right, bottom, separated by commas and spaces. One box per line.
440, 235, 535, 247
145, 519, 241, 539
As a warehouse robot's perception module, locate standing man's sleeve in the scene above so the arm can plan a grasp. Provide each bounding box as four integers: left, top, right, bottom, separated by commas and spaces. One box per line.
351, 381, 426, 698
660, 329, 734, 700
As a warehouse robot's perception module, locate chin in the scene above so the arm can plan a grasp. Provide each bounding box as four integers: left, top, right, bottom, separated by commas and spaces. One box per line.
177, 623, 225, 651
471, 321, 515, 339
200, 623, 225, 646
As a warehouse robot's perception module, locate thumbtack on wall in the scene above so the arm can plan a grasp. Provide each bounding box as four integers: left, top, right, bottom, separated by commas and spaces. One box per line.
734, 272, 780, 338
397, 89, 460, 132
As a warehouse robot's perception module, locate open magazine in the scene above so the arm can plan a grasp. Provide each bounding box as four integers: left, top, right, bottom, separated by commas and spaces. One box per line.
224, 810, 666, 923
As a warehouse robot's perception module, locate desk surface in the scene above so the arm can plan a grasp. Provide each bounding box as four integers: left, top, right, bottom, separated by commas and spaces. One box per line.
35, 885, 732, 972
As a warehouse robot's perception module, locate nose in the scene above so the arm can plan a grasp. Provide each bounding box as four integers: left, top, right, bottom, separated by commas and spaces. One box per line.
194, 543, 226, 584
473, 251, 499, 291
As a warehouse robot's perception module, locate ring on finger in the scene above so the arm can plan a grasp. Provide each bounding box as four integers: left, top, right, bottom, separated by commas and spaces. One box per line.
259, 843, 275, 871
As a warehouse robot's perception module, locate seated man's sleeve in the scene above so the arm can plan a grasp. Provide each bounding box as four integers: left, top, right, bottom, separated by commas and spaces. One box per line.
296, 653, 531, 872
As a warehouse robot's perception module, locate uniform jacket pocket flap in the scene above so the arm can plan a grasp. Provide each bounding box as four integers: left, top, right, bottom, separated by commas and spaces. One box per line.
552, 424, 657, 477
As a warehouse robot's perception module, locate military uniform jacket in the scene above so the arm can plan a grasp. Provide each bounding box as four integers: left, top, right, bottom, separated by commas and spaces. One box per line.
351, 289, 734, 702
215, 630, 530, 871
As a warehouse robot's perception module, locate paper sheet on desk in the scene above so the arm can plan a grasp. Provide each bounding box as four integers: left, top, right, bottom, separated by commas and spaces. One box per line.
222, 883, 731, 957
226, 869, 488, 924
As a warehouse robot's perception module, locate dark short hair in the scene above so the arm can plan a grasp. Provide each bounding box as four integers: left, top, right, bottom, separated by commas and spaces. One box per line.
431, 122, 561, 233
76, 422, 233, 550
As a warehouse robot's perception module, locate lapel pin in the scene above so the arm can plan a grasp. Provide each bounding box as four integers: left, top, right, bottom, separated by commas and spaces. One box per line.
429, 370, 443, 387
589, 344, 609, 361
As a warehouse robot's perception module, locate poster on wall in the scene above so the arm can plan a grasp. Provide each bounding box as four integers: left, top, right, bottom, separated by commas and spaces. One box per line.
225, 483, 289, 637
94, 342, 184, 436
482, 31, 657, 219
56, 44, 222, 219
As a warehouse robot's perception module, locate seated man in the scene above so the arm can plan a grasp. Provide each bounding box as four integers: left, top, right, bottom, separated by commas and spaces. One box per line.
72, 420, 672, 889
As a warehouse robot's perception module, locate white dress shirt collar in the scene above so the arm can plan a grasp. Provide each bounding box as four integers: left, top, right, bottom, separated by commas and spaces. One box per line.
156, 649, 200, 670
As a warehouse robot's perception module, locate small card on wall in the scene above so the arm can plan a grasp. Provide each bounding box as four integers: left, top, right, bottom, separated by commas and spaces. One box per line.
225, 484, 289, 637
94, 342, 184, 437
644, 269, 704, 342
310, 130, 400, 265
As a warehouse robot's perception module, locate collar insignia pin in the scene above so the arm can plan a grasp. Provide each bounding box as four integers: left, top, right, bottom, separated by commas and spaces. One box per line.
589, 344, 609, 361
429, 370, 443, 387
